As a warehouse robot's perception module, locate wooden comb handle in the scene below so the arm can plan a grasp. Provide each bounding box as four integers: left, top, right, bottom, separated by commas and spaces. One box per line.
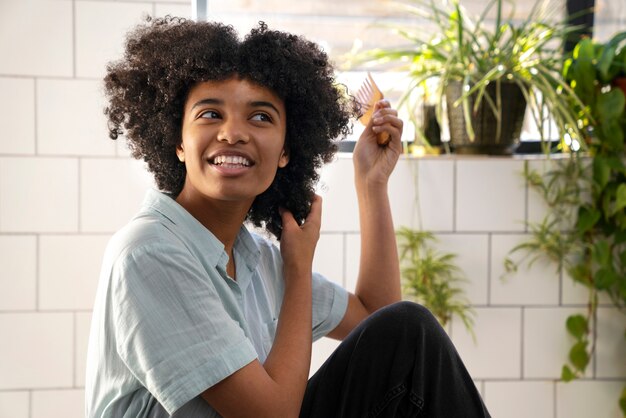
377, 131, 391, 146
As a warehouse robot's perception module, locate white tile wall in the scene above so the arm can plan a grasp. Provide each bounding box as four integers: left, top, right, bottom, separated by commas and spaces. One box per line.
80, 158, 154, 232
596, 307, 626, 379
561, 271, 590, 305
436, 233, 489, 305
39, 235, 110, 311
392, 158, 455, 231
310, 337, 341, 377
0, 157, 79, 233
32, 389, 84, 418
75, 312, 93, 388
344, 233, 360, 292
451, 307, 522, 379
317, 157, 359, 232
556, 380, 625, 418
0, 313, 73, 390
524, 307, 587, 379
0, 78, 35, 155
313, 233, 345, 287
0, 0, 73, 77
0, 391, 29, 418
154, 3, 192, 18
37, 79, 115, 156
75, 1, 154, 78
0, 235, 37, 311
491, 234, 560, 305
484, 381, 554, 418
456, 159, 527, 232
0, 1, 624, 417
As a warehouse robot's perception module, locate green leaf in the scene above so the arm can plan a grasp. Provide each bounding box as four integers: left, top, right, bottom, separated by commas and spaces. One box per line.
577, 206, 601, 233
561, 365, 576, 382
503, 257, 517, 274
571, 39, 596, 102
616, 183, 626, 214
620, 386, 626, 416
566, 314, 588, 339
568, 263, 592, 286
569, 341, 590, 371
598, 44, 618, 83
595, 267, 618, 290
597, 89, 626, 123
600, 119, 625, 150
592, 240, 611, 266
593, 157, 611, 190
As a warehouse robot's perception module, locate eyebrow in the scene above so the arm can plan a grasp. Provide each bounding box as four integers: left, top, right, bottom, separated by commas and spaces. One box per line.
190, 98, 282, 117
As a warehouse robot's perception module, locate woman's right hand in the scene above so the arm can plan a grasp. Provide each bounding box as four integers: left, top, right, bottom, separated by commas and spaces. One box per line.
279, 195, 322, 280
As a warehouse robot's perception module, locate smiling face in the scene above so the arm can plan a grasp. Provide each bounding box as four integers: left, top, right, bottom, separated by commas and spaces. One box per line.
175, 77, 289, 212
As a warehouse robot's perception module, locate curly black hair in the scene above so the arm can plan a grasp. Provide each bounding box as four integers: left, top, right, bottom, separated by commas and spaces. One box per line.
104, 16, 358, 238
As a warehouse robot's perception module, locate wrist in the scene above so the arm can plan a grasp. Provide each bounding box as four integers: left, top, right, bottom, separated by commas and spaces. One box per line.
356, 176, 388, 198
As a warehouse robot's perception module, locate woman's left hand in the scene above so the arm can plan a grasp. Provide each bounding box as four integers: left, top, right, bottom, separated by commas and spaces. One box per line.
353, 100, 403, 187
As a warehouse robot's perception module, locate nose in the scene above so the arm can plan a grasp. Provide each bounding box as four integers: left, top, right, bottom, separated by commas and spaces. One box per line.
217, 117, 250, 144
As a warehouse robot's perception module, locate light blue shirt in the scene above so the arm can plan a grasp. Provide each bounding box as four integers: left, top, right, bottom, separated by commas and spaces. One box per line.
85, 189, 348, 417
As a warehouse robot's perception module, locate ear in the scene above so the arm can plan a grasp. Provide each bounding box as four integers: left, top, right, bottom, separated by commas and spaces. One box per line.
278, 148, 289, 168
176, 143, 185, 162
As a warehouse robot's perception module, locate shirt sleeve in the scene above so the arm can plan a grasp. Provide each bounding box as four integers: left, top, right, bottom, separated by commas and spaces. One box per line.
111, 243, 258, 415
311, 272, 349, 341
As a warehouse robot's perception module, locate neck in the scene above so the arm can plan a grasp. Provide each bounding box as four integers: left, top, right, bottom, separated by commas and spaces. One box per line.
175, 190, 251, 255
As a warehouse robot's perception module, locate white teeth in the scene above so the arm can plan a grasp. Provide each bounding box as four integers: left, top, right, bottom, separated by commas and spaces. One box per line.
212, 155, 251, 166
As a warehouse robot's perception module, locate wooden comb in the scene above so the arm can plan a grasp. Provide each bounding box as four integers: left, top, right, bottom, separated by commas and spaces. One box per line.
355, 72, 391, 146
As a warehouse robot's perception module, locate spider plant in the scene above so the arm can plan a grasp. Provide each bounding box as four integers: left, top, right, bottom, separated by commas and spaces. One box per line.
397, 227, 474, 333
356, 0, 587, 153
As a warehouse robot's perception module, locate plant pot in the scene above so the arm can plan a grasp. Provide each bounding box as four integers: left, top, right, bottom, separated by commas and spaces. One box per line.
445, 80, 527, 155
421, 103, 442, 147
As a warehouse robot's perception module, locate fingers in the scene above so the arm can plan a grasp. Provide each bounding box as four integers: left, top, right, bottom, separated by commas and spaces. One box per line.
370, 100, 403, 145
279, 195, 322, 231
305, 195, 322, 228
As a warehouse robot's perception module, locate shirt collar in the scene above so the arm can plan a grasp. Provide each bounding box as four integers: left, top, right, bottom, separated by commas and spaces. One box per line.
140, 189, 261, 276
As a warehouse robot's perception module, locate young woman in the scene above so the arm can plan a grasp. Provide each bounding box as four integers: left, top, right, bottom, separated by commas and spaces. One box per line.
85, 17, 491, 418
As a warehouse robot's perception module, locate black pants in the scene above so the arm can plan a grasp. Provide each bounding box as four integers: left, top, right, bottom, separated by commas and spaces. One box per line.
300, 301, 491, 417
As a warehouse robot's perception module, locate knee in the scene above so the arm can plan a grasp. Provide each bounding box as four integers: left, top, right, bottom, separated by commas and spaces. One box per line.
366, 301, 444, 340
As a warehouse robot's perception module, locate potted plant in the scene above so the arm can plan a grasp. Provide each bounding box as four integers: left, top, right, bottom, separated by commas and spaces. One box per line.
505, 31, 626, 415
354, 0, 585, 155
397, 227, 474, 332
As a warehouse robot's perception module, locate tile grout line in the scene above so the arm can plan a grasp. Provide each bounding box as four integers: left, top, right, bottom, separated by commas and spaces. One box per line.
519, 306, 526, 382
487, 233, 492, 306
73, 312, 77, 388
78, 159, 82, 233
553, 379, 557, 418
33, 79, 38, 156
72, 0, 77, 78
35, 235, 40, 311
524, 161, 529, 233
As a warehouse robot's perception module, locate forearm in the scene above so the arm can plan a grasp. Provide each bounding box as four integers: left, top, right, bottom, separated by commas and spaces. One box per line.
202, 271, 312, 418
355, 179, 402, 312
262, 266, 312, 413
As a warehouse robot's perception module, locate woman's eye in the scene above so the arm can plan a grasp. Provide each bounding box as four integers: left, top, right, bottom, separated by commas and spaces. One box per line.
251, 113, 272, 122
199, 110, 220, 119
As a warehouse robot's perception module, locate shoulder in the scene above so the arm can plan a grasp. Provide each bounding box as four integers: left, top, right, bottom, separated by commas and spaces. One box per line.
104, 213, 187, 269
112, 215, 173, 248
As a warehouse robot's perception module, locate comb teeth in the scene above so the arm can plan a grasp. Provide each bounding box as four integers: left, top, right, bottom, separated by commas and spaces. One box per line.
355, 72, 391, 146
